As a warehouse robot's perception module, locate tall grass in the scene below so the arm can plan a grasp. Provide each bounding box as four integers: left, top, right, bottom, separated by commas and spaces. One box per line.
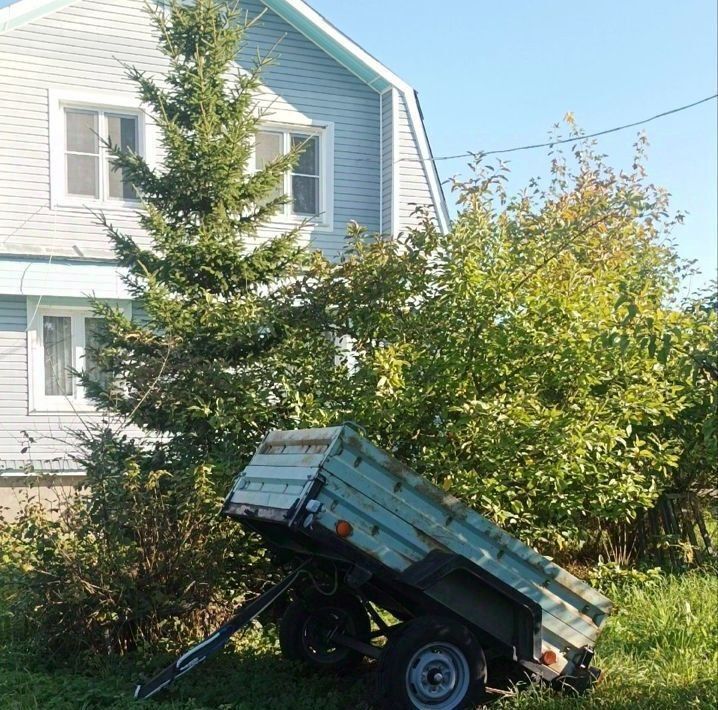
0, 572, 716, 709
500, 571, 718, 708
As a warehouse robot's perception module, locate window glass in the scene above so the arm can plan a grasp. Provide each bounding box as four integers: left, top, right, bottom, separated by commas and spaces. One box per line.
255, 130, 283, 168
107, 114, 138, 200
43, 316, 73, 397
291, 134, 319, 176
66, 154, 99, 197
291, 134, 319, 215
65, 110, 98, 153
65, 109, 100, 197
255, 130, 285, 202
291, 175, 319, 215
254, 129, 323, 218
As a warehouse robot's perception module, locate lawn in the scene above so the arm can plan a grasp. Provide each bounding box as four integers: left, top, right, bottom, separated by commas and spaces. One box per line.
1, 572, 716, 709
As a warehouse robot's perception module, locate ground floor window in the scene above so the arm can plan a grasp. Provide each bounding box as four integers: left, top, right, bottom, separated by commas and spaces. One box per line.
26, 298, 130, 412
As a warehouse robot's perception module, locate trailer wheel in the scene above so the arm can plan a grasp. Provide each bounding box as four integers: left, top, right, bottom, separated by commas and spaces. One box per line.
377, 616, 486, 710
279, 590, 370, 671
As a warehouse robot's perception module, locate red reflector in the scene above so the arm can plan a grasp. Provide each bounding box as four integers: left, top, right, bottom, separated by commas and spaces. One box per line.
541, 650, 558, 666
335, 520, 353, 537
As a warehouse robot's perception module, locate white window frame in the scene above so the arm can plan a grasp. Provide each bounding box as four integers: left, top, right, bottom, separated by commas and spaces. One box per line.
26, 297, 131, 414
48, 88, 156, 210
253, 120, 334, 232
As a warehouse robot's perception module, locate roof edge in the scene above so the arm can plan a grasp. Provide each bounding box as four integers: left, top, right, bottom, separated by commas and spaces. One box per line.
261, 0, 450, 232
0, 0, 77, 33
261, 0, 412, 94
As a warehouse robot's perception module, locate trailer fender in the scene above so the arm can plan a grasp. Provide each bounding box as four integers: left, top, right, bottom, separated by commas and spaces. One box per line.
398, 550, 542, 664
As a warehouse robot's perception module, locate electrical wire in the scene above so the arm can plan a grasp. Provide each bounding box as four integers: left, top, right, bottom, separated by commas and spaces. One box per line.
414, 93, 718, 164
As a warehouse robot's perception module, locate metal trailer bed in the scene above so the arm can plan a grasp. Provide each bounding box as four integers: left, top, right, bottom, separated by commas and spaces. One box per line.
136, 425, 612, 708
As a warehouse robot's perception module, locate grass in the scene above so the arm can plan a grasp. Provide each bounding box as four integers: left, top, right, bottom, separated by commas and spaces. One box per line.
495, 571, 718, 709
1, 572, 716, 709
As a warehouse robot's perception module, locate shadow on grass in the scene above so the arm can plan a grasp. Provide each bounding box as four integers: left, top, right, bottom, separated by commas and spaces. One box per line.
0, 640, 373, 710
2, 642, 716, 710
151, 648, 373, 710
3, 569, 717, 710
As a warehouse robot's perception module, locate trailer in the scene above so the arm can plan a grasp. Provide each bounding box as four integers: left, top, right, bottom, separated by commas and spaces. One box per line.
136, 424, 612, 709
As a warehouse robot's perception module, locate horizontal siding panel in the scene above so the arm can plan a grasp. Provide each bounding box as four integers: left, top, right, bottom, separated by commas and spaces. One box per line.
0, 101, 49, 118
13, 22, 171, 50
0, 84, 49, 98
0, 0, 384, 257
2, 42, 168, 70
0, 63, 136, 86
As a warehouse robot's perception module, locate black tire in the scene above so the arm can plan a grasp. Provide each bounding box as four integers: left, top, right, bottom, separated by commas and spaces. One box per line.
278, 590, 371, 671
377, 616, 486, 710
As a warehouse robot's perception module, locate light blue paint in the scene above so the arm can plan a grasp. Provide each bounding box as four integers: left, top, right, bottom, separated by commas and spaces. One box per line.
226, 424, 613, 668
240, 0, 382, 243
0, 294, 26, 332
261, 0, 391, 91
0, 0, 714, 287
0, 0, 70, 31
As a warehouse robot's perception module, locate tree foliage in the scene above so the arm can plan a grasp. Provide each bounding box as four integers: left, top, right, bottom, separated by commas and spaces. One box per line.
0, 428, 256, 655
85, 0, 313, 477
3, 4, 715, 661
1, 0, 303, 654
294, 132, 717, 553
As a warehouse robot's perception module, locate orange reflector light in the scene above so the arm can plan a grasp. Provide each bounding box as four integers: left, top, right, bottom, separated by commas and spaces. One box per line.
335, 520, 353, 538
540, 650, 557, 666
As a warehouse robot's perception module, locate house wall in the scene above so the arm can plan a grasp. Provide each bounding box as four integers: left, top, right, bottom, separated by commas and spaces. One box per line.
0, 0, 163, 261
395, 90, 438, 230
0, 0, 382, 262
0, 0, 445, 501
240, 0, 381, 249
0, 293, 103, 472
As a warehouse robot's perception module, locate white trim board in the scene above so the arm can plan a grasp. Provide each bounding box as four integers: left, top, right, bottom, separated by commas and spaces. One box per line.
0, 258, 131, 299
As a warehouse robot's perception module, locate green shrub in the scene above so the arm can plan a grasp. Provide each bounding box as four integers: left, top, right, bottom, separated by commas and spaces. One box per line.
0, 426, 259, 656
588, 560, 664, 592
295, 135, 717, 556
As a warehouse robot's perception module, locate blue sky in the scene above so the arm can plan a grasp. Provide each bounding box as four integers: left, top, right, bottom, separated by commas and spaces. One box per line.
309, 0, 717, 293
2, 0, 716, 290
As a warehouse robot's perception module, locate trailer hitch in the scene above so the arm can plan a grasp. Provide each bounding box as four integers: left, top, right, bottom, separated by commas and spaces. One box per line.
134, 559, 311, 701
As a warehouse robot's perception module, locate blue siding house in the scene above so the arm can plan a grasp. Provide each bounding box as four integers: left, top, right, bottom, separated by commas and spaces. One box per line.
0, 0, 449, 508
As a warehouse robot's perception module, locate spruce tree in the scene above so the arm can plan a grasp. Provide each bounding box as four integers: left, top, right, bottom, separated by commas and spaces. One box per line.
85, 0, 323, 476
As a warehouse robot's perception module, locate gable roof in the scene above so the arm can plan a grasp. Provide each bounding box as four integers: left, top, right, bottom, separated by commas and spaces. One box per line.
0, 0, 450, 231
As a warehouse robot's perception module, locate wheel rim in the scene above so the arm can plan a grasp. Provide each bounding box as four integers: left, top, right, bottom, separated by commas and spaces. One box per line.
301, 607, 354, 663
405, 642, 470, 710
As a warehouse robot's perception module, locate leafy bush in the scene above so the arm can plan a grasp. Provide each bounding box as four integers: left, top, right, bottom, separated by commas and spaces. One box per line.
588, 561, 664, 592
0, 426, 257, 655
294, 132, 717, 555
0, 0, 301, 657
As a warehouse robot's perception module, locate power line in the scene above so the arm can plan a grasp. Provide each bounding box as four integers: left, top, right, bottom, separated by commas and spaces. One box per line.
417, 93, 718, 164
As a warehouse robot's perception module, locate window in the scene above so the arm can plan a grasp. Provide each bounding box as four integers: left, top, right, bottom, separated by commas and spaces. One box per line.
49, 89, 150, 208
254, 124, 332, 227
64, 108, 139, 201
27, 299, 130, 412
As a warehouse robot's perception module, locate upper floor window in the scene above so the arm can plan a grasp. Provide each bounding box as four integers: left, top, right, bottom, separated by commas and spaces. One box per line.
64, 109, 139, 201
253, 123, 333, 229
49, 89, 149, 209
